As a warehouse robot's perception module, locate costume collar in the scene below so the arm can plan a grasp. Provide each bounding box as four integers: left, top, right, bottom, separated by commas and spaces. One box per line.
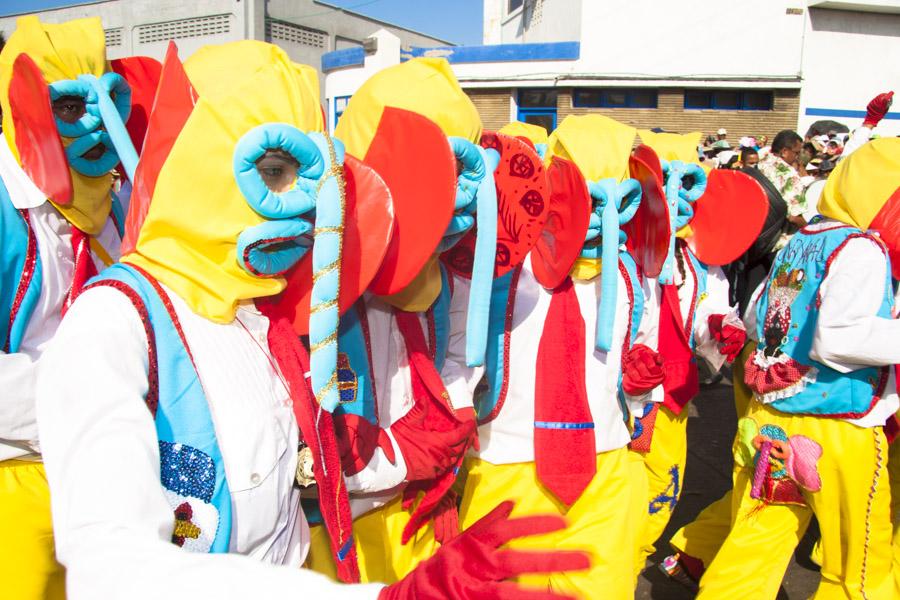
0, 133, 47, 209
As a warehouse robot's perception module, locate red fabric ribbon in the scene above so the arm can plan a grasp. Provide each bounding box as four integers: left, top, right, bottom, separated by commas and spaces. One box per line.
658, 284, 699, 414
62, 226, 98, 316
534, 277, 596, 507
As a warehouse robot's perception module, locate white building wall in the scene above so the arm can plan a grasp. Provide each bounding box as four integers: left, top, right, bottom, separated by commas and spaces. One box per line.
798, 7, 900, 136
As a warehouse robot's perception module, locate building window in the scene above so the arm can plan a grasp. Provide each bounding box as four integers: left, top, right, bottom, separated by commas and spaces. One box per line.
334, 95, 351, 130
517, 88, 557, 132
266, 20, 327, 48
684, 89, 774, 110
104, 28, 122, 47
508, 0, 524, 13
573, 88, 658, 109
137, 14, 231, 44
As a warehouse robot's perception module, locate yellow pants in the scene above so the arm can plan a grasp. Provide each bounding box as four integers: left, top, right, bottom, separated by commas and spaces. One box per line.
459, 447, 644, 600
668, 341, 756, 568
632, 405, 688, 569
306, 494, 438, 584
698, 401, 894, 600
0, 460, 65, 600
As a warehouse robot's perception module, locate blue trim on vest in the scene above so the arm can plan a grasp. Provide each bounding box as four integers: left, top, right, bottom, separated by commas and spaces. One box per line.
92, 264, 233, 552
756, 227, 893, 416
0, 182, 42, 353
334, 303, 378, 424
619, 253, 643, 346
431, 264, 452, 372
475, 269, 516, 422
337, 538, 354, 561
534, 421, 595, 430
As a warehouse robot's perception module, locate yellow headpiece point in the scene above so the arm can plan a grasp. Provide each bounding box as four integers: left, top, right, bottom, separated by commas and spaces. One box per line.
499, 120, 549, 146
545, 114, 636, 183
637, 130, 703, 164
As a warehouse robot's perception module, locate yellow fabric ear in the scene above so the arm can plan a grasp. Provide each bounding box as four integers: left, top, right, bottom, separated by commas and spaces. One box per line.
545, 114, 636, 183
499, 121, 549, 145
675, 224, 694, 239
376, 255, 442, 312
335, 57, 482, 159
125, 41, 325, 323
637, 130, 703, 164
818, 138, 900, 230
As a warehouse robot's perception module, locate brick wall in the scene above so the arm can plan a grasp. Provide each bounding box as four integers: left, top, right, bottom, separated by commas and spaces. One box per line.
464, 87, 800, 142
465, 88, 513, 131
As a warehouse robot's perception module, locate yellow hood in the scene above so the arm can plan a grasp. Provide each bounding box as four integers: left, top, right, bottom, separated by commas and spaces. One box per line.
124, 41, 324, 323
637, 129, 702, 164
818, 138, 900, 230
0, 16, 112, 234
499, 120, 549, 146
546, 114, 635, 182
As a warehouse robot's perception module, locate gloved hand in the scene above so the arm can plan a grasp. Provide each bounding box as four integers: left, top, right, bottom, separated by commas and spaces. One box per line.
378, 501, 591, 600
391, 400, 476, 482
430, 489, 460, 545
863, 91, 893, 128
708, 314, 746, 363
333, 413, 396, 477
622, 343, 665, 396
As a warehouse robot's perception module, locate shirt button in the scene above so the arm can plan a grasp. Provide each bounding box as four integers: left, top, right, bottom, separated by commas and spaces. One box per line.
250, 473, 261, 485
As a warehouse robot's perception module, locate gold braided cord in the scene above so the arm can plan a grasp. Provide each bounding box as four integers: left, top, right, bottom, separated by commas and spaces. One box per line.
310, 299, 338, 314
860, 428, 884, 600
312, 260, 339, 282
314, 225, 344, 235
314, 372, 338, 404
310, 332, 337, 353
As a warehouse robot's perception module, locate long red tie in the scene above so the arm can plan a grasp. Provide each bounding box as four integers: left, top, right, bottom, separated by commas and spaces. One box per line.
63, 226, 98, 316
534, 277, 596, 506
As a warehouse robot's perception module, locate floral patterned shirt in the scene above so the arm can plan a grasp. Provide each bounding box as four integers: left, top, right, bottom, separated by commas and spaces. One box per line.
758, 152, 807, 217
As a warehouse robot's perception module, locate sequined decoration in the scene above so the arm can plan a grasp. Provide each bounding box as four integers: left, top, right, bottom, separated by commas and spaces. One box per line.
159, 441, 215, 503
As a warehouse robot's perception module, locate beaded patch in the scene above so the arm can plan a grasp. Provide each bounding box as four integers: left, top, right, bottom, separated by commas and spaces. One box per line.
337, 352, 357, 404
160, 441, 219, 553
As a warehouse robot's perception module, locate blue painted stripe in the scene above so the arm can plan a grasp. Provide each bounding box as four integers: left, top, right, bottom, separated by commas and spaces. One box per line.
805, 107, 900, 120
322, 47, 365, 72
402, 41, 579, 64
337, 537, 354, 561
534, 421, 595, 430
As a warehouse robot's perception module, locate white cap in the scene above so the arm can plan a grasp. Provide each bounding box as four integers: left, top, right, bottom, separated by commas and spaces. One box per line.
717, 128, 727, 136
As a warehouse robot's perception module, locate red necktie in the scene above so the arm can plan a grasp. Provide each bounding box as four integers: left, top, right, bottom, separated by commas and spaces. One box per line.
534, 277, 596, 506
63, 226, 99, 316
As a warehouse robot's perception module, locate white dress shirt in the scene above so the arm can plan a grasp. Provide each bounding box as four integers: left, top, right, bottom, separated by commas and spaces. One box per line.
443, 256, 656, 465
744, 219, 900, 427
36, 283, 384, 599
0, 134, 120, 461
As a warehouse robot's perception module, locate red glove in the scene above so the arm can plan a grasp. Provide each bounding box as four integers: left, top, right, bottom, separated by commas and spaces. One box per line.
863, 91, 893, 128
379, 501, 591, 600
622, 343, 665, 396
333, 413, 396, 477
430, 489, 460, 545
391, 396, 476, 482
708, 314, 747, 363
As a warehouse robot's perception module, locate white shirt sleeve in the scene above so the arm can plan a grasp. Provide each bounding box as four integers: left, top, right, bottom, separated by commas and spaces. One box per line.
839, 127, 873, 160
36, 287, 383, 600
0, 349, 39, 453
629, 275, 663, 406
693, 266, 740, 372
439, 274, 484, 411
810, 237, 900, 370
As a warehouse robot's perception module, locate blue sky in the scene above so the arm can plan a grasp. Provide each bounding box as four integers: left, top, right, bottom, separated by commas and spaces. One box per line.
0, 0, 484, 45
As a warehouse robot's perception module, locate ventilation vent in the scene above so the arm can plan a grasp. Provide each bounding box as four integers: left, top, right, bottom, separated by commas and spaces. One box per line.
137, 14, 231, 45
105, 27, 123, 47
266, 20, 327, 48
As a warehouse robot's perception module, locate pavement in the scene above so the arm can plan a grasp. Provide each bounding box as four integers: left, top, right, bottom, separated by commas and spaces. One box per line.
634, 374, 821, 599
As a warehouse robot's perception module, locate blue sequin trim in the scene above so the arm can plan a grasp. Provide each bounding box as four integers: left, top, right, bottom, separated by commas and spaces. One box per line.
159, 441, 216, 503
534, 421, 595, 430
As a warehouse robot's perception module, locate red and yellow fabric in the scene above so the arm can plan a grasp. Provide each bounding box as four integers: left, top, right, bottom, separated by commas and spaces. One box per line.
459, 448, 643, 600
306, 497, 438, 584
698, 400, 893, 600
0, 16, 112, 234
499, 120, 549, 146
0, 460, 65, 600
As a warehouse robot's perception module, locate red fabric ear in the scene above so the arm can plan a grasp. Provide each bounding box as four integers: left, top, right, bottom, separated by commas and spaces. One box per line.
8, 53, 72, 206
686, 170, 768, 266
442, 132, 549, 279
110, 56, 163, 154
627, 147, 670, 278
364, 107, 456, 296
531, 157, 591, 289
868, 187, 900, 280
121, 42, 194, 256
257, 154, 394, 335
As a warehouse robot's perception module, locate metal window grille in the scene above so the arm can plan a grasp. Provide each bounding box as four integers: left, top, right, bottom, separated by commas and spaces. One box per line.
104, 28, 122, 47
137, 14, 231, 45
266, 20, 327, 48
